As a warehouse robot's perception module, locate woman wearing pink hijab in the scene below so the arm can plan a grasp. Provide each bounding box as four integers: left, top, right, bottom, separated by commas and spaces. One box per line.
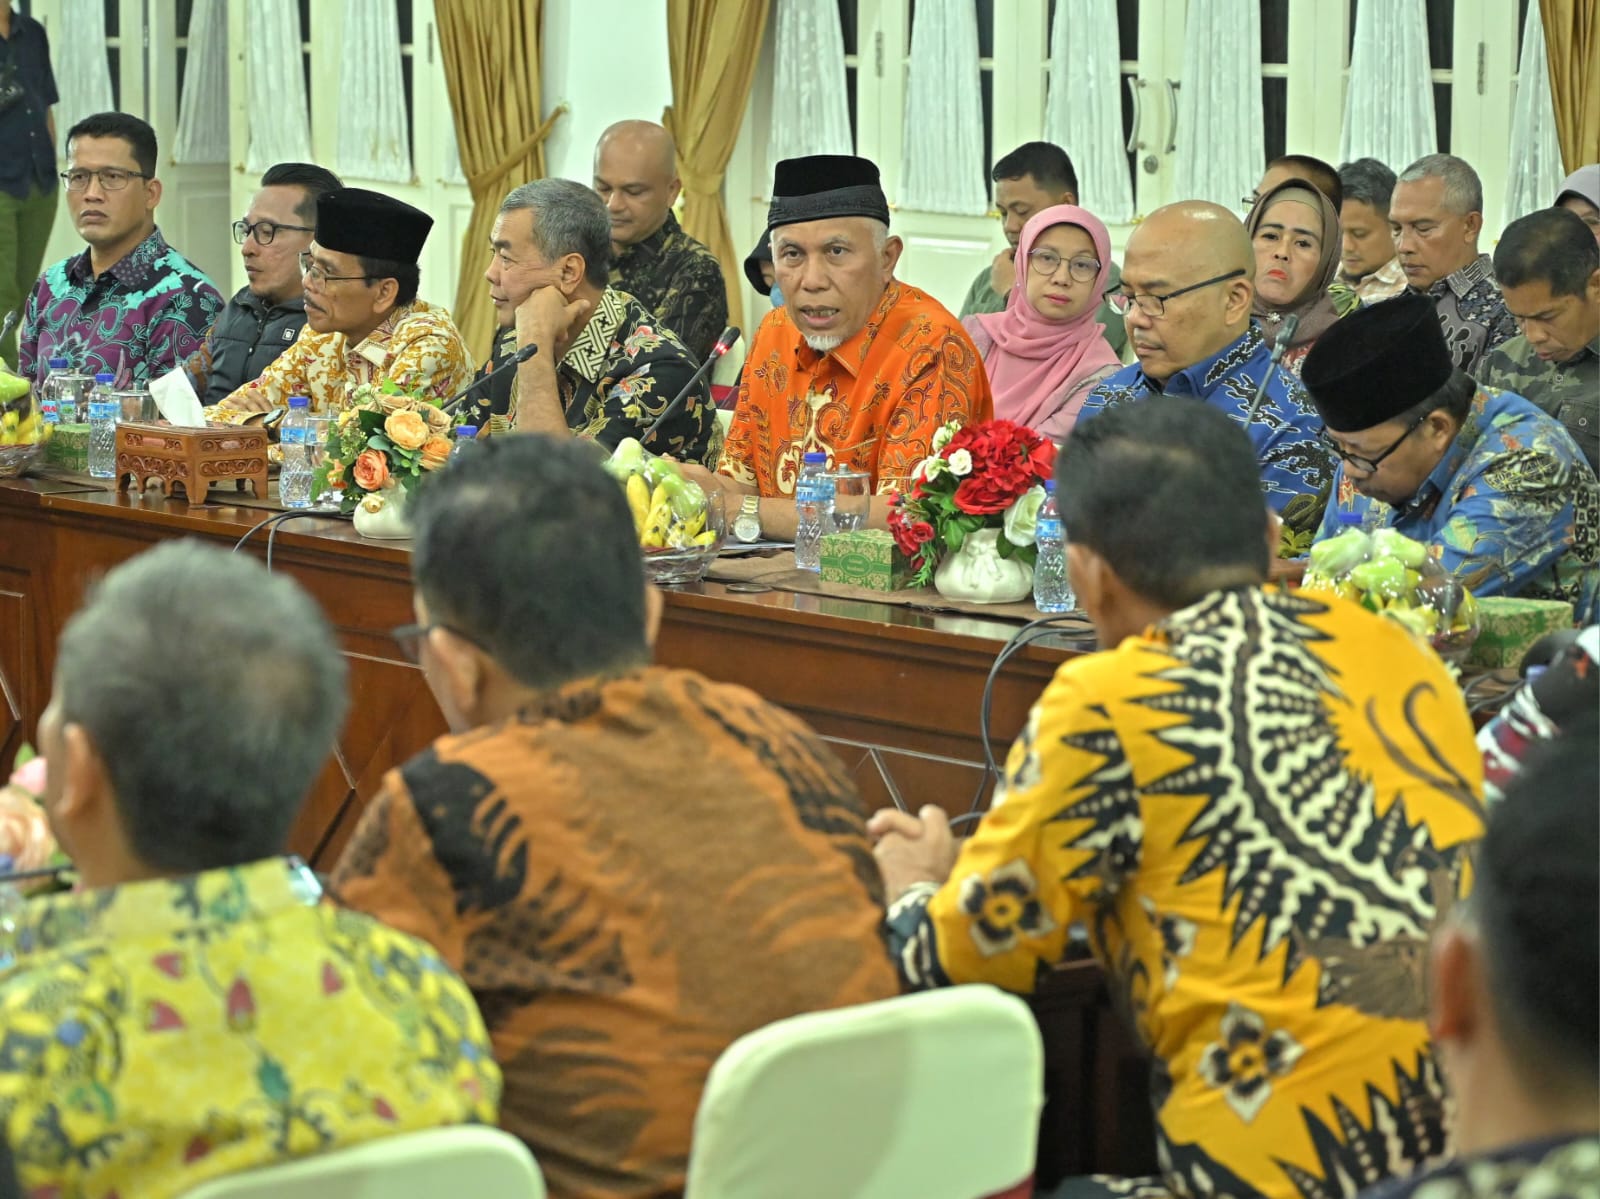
962, 205, 1121, 442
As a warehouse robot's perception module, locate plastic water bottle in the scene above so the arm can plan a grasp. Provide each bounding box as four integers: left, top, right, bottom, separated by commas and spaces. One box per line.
87, 372, 119, 479
38, 358, 70, 425
449, 425, 478, 465
1033, 479, 1073, 612
793, 451, 835, 571
278, 395, 313, 508
43, 359, 92, 422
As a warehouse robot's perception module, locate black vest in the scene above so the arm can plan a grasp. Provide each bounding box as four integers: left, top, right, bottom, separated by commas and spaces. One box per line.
200, 288, 308, 403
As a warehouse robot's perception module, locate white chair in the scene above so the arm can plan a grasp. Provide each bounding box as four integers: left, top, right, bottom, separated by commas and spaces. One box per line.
181, 1126, 545, 1199
684, 984, 1045, 1199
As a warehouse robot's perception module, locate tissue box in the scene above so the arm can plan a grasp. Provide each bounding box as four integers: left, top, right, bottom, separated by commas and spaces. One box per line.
1466, 596, 1574, 668
819, 529, 914, 592
43, 423, 90, 473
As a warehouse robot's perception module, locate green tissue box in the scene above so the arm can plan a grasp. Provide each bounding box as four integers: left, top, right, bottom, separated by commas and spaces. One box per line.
819, 529, 914, 592
1466, 596, 1574, 669
43, 423, 90, 473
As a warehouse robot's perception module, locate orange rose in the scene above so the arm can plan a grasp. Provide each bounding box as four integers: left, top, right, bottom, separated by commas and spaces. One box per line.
383, 410, 430, 451
352, 449, 390, 491
422, 404, 453, 432
325, 459, 348, 490
419, 435, 451, 471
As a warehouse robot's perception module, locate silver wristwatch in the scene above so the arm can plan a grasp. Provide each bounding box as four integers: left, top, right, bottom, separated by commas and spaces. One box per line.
732, 496, 762, 543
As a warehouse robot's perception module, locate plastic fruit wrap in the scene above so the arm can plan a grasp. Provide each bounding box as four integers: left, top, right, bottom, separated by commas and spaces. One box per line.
0, 364, 43, 447
604, 437, 720, 552
1302, 524, 1479, 661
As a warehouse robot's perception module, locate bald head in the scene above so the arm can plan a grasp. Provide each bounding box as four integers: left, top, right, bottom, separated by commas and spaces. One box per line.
593, 121, 681, 252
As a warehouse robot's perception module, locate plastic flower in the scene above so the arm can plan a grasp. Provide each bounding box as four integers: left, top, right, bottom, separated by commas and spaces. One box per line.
916, 455, 946, 481
931, 423, 956, 452
1002, 485, 1046, 547
352, 449, 390, 491
383, 410, 430, 451
419, 435, 452, 471
945, 448, 974, 477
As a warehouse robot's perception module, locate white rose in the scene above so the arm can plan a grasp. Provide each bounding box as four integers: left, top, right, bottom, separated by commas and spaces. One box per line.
1002, 485, 1047, 546
946, 448, 974, 477
931, 423, 956, 452
916, 455, 946, 481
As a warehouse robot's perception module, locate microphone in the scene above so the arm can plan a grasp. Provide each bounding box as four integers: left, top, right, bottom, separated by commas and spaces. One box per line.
1243, 314, 1299, 426
640, 326, 741, 448
440, 342, 540, 415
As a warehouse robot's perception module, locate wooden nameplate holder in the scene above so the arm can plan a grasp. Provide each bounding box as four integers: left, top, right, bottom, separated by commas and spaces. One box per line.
115, 422, 270, 503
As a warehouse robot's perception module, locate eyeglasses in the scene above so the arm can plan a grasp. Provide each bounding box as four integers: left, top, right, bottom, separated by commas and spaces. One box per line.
1107, 269, 1248, 318
60, 167, 150, 192
1317, 411, 1430, 474
390, 621, 490, 664
234, 219, 314, 246
1026, 249, 1101, 283
1241, 193, 1260, 211
299, 251, 372, 286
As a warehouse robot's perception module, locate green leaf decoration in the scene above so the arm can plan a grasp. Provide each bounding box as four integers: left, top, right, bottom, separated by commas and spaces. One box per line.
369, 434, 394, 453
944, 524, 966, 552
996, 535, 1015, 559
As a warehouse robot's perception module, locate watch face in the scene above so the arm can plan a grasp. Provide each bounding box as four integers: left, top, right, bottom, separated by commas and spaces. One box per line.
733, 514, 762, 542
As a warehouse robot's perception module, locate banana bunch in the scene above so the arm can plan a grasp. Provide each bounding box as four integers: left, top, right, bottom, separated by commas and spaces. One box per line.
0, 367, 43, 447
608, 437, 718, 551
1302, 526, 1478, 650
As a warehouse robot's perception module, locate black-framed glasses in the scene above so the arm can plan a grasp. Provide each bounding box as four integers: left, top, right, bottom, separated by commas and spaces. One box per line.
1317, 411, 1430, 474
1241, 193, 1260, 211
390, 621, 490, 664
1107, 268, 1247, 318
1026, 249, 1101, 283
233, 219, 314, 246
299, 251, 372, 285
60, 167, 150, 192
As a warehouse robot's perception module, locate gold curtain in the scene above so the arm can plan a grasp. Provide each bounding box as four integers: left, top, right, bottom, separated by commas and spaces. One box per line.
663, 0, 772, 330
435, 0, 564, 360
1540, 0, 1600, 173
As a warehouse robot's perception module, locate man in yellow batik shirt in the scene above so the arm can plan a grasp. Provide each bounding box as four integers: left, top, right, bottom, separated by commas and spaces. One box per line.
214, 187, 472, 416
0, 543, 499, 1199
871, 398, 1485, 1199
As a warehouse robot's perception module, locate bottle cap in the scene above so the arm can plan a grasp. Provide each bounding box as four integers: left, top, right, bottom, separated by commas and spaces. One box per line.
94, 372, 115, 383
455, 426, 478, 439
1337, 511, 1363, 525
802, 451, 827, 464
1044, 478, 1057, 493
48, 357, 69, 370
287, 395, 309, 408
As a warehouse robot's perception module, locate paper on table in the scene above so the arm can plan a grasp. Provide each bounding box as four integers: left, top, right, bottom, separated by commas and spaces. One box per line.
149, 368, 206, 427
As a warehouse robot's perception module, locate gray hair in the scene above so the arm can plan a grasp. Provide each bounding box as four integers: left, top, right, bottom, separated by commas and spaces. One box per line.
1338, 157, 1397, 215
55, 541, 348, 874
500, 177, 613, 287
1398, 153, 1483, 215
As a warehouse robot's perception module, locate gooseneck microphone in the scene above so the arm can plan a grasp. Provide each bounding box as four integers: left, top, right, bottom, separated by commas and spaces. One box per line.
440, 342, 540, 415
640, 326, 742, 448
1243, 313, 1300, 426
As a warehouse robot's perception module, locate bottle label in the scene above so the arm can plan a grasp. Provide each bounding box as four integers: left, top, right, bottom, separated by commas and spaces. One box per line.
88, 402, 118, 420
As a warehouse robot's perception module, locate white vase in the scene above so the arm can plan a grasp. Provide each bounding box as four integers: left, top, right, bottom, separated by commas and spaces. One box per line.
933, 527, 1033, 603
352, 485, 413, 539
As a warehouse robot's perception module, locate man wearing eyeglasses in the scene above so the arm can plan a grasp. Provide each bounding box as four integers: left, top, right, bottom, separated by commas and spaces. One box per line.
173, 162, 342, 404
17, 112, 222, 388
1076, 201, 1333, 514
1306, 292, 1598, 621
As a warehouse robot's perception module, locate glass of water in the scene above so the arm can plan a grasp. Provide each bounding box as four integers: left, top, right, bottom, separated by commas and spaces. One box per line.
307, 413, 336, 507
828, 469, 871, 532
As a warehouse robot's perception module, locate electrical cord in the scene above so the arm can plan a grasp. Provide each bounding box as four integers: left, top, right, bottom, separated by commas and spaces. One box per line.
230, 510, 324, 571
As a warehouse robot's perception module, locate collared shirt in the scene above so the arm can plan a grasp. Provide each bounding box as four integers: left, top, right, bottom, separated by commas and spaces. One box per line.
0, 13, 58, 199
1418, 252, 1518, 376
1478, 333, 1599, 470
1317, 386, 1600, 622
958, 258, 1129, 355
461, 286, 721, 465
1362, 1136, 1600, 1199
182, 286, 309, 404
885, 586, 1483, 1199
1334, 255, 1408, 306
0, 856, 500, 1199
1077, 323, 1335, 512
18, 227, 224, 387
609, 210, 728, 361
719, 279, 994, 496
216, 298, 473, 414
331, 665, 899, 1199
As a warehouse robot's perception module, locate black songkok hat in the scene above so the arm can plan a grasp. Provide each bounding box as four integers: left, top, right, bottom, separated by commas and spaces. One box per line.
315, 188, 433, 263
1301, 292, 1455, 432
766, 155, 890, 233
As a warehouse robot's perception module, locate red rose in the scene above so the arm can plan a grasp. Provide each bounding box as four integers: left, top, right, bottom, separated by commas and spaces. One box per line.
911, 520, 936, 544
953, 475, 1017, 515
888, 509, 922, 557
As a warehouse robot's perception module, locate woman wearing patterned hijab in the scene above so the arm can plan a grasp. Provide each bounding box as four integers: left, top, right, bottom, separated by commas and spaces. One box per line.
1246, 179, 1346, 377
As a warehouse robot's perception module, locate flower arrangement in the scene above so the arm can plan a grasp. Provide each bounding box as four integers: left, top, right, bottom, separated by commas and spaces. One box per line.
316, 381, 457, 516
0, 745, 68, 891
888, 418, 1055, 587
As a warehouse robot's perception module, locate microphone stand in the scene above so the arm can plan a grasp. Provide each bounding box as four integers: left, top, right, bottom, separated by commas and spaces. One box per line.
440, 342, 540, 416
640, 326, 742, 449
1243, 313, 1300, 425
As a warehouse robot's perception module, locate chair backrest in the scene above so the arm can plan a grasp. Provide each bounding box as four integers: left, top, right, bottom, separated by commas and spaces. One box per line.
684, 984, 1045, 1199
181, 1126, 545, 1199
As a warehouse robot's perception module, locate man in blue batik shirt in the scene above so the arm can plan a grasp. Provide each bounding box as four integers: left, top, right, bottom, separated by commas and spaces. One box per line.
1305, 292, 1599, 621
1076, 201, 1333, 515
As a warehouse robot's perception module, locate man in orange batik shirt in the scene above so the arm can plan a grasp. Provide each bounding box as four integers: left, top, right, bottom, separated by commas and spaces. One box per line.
677, 155, 992, 540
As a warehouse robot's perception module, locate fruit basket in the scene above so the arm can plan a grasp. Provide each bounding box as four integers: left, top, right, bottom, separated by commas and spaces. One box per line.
603, 437, 724, 584
0, 366, 44, 479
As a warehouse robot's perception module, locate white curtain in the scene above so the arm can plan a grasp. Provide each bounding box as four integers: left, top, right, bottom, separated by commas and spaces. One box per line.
1503, 2, 1565, 224
1173, 0, 1263, 208
899, 0, 987, 215
173, 0, 228, 164
1044, 0, 1135, 224
335, 0, 414, 183
53, 0, 115, 138
766, 0, 853, 190
1340, 0, 1436, 169
245, 0, 312, 172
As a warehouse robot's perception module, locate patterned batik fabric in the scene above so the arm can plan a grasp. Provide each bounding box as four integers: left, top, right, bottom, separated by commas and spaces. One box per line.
1333, 256, 1409, 308
608, 211, 728, 362
1479, 334, 1599, 471
1477, 626, 1599, 804
459, 287, 722, 465
1317, 387, 1600, 622
213, 299, 474, 415
0, 857, 500, 1199
885, 586, 1486, 1199
1418, 253, 1519, 378
1077, 323, 1334, 513
18, 226, 223, 387
718, 280, 995, 496
330, 665, 899, 1199
1360, 1135, 1600, 1199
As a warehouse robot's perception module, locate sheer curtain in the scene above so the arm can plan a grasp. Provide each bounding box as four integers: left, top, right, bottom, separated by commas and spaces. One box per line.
1340, 0, 1435, 169
173, 0, 228, 164
1504, 3, 1565, 223
245, 0, 312, 172
54, 0, 114, 137
900, 0, 986, 215
336, 0, 413, 183
766, 0, 852, 189
1173, 0, 1263, 208
1044, 0, 1135, 224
